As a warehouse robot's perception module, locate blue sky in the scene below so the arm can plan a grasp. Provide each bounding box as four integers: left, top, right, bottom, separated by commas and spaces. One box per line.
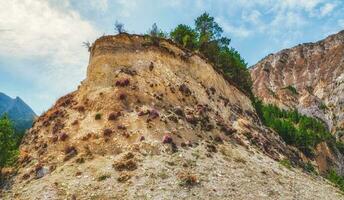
0, 0, 343, 114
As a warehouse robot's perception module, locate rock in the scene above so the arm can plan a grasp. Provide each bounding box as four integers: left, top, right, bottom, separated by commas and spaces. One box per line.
179, 84, 192, 96
35, 166, 49, 179
162, 135, 173, 144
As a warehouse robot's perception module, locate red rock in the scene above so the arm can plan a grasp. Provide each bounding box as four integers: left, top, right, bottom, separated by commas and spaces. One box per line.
162, 135, 173, 144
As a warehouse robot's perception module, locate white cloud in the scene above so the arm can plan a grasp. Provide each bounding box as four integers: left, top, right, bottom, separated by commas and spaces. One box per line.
272, 11, 307, 29
0, 0, 98, 59
278, 0, 323, 11
320, 3, 336, 16
0, 0, 100, 113
217, 18, 252, 38
241, 10, 267, 32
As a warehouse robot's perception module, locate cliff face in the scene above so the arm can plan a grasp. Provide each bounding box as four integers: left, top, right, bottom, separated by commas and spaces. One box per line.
251, 30, 344, 136
3, 34, 343, 199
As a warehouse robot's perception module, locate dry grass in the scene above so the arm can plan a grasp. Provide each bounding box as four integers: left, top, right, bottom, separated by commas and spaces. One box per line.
113, 153, 137, 171
177, 170, 198, 187
117, 172, 132, 183
113, 159, 137, 171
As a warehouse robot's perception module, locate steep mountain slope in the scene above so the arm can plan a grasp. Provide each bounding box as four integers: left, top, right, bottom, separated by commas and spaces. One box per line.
2, 34, 343, 199
0, 92, 36, 132
251, 30, 344, 136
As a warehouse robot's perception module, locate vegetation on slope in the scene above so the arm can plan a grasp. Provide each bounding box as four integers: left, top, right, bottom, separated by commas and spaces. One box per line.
255, 101, 332, 157
0, 115, 21, 186
282, 85, 299, 95
141, 13, 252, 97
326, 170, 344, 192
253, 98, 344, 191
0, 115, 20, 169
169, 13, 252, 97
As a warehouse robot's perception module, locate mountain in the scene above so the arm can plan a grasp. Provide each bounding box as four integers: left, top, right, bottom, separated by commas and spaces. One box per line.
0, 92, 36, 132
251, 30, 344, 174
2, 34, 343, 199
251, 30, 344, 136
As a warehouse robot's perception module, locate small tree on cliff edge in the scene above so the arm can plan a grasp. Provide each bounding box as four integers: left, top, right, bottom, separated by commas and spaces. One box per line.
148, 23, 167, 46
169, 12, 251, 97
149, 23, 167, 38
115, 21, 125, 33
170, 24, 198, 50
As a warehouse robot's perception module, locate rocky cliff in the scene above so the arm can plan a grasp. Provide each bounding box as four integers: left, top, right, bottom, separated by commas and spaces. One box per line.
2, 34, 343, 199
251, 30, 344, 136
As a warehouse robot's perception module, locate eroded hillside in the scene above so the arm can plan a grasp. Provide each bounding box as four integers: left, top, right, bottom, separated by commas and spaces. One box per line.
2, 34, 343, 199
251, 30, 344, 135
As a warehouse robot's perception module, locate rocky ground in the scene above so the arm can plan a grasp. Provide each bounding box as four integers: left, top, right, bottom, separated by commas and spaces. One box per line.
3, 142, 344, 200
5, 142, 344, 199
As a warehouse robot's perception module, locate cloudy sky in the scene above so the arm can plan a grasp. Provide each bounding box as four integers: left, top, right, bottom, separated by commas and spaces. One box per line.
1, 0, 343, 114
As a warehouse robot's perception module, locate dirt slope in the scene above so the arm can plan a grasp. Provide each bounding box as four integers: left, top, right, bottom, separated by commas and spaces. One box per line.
2, 34, 343, 199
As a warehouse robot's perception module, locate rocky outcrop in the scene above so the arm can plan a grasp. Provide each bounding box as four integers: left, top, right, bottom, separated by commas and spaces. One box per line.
251, 30, 344, 136
2, 34, 343, 199
251, 30, 344, 174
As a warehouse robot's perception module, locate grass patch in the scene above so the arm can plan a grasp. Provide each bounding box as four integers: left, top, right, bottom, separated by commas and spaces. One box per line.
283, 85, 298, 95
157, 171, 169, 179
279, 159, 292, 170
303, 162, 316, 174
326, 169, 344, 192
97, 174, 111, 181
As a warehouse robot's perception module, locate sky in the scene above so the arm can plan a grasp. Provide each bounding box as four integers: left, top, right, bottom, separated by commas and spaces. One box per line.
0, 0, 343, 114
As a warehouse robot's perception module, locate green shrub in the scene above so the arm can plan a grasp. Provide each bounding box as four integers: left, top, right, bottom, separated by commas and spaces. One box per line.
326, 169, 344, 191
170, 24, 198, 50
283, 85, 298, 95
303, 162, 316, 174
95, 113, 102, 120
97, 174, 111, 181
279, 159, 292, 169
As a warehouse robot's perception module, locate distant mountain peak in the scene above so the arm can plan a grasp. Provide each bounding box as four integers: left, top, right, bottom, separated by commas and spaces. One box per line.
0, 92, 36, 132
